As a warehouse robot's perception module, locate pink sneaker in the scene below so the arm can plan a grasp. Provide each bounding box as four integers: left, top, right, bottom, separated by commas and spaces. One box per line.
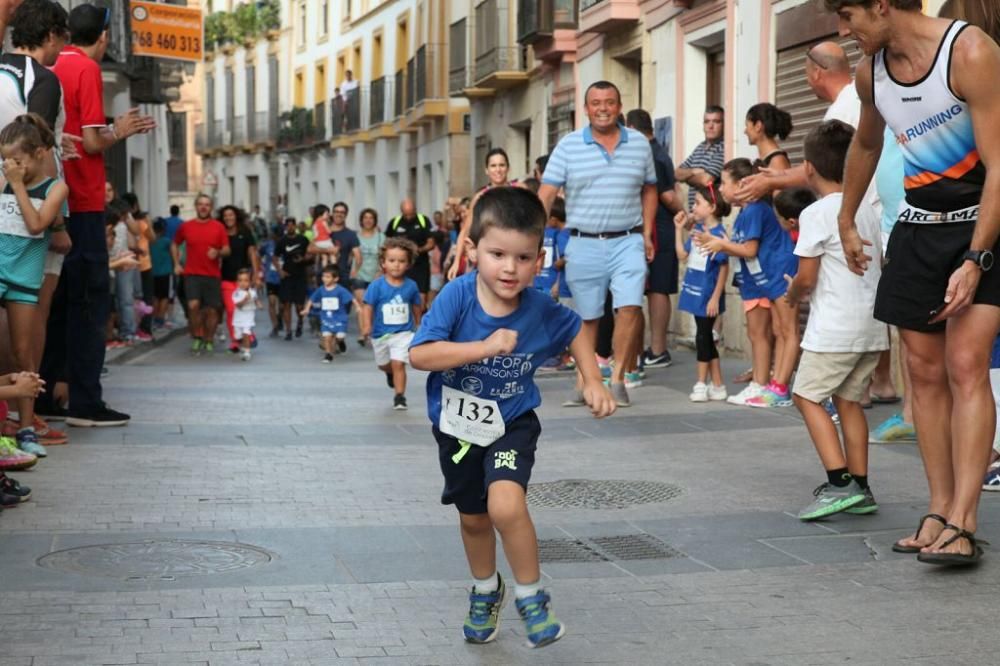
745, 382, 793, 408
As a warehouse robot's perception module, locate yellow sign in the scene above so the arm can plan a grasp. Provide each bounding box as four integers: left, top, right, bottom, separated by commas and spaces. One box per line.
130, 1, 203, 63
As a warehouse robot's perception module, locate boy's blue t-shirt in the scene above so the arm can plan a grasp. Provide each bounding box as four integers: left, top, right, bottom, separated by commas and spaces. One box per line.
732, 201, 798, 301
678, 224, 727, 318
150, 236, 173, 277
309, 284, 354, 324
992, 335, 1000, 370
555, 227, 572, 298
364, 276, 422, 337
411, 272, 582, 432
533, 227, 560, 294
259, 240, 281, 285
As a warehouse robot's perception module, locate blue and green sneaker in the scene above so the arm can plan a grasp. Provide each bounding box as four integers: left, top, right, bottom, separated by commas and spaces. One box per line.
869, 413, 916, 444
463, 574, 506, 644
190, 339, 203, 355
797, 481, 866, 521
515, 590, 565, 648
844, 486, 879, 514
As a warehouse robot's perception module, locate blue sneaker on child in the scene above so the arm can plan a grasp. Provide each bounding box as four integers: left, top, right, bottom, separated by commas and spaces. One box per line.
515, 590, 565, 648
464, 575, 506, 643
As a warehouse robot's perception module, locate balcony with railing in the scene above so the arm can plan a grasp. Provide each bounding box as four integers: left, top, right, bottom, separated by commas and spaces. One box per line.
344, 89, 364, 132
249, 110, 274, 145
404, 44, 447, 124
277, 107, 318, 150
314, 100, 327, 140
232, 115, 247, 146
194, 122, 208, 153
449, 19, 467, 96
470, 0, 529, 93
518, 0, 578, 60
213, 119, 228, 147
394, 68, 406, 118
370, 76, 387, 126
578, 0, 639, 34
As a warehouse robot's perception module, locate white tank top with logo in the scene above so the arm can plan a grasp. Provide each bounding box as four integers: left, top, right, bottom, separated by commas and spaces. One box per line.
872, 20, 983, 224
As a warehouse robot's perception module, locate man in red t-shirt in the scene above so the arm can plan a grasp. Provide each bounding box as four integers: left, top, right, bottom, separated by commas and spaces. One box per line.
38, 3, 154, 428
171, 194, 231, 354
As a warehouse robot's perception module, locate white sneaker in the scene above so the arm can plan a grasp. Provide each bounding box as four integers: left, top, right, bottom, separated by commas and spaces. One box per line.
726, 382, 763, 406
689, 382, 709, 402
241, 351, 251, 361
708, 384, 728, 401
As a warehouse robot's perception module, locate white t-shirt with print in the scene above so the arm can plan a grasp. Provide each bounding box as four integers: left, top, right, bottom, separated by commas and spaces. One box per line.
232, 288, 257, 329
795, 193, 887, 353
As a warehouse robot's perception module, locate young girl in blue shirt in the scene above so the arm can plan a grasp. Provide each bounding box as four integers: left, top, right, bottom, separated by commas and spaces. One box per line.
676, 183, 730, 402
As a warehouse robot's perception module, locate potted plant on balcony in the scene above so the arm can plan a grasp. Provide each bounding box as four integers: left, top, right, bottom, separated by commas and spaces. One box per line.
234, 2, 258, 49
258, 0, 281, 41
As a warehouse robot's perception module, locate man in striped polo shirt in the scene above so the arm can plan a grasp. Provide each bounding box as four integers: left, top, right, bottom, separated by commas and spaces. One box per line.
676, 106, 726, 208
538, 80, 658, 407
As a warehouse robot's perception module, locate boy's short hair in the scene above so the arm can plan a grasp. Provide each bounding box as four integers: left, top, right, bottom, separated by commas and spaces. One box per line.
236, 268, 252, 279
804, 120, 855, 184
823, 0, 921, 11
169, 205, 180, 216
11, 0, 68, 51
722, 157, 755, 181
313, 203, 330, 218
773, 188, 818, 221
69, 3, 108, 47
152, 218, 165, 234
379, 236, 418, 266
469, 187, 547, 246
549, 197, 566, 223
321, 265, 340, 278
520, 177, 540, 194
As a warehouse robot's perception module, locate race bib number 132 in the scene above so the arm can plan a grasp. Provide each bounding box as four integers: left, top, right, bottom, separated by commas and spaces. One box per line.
439, 386, 505, 446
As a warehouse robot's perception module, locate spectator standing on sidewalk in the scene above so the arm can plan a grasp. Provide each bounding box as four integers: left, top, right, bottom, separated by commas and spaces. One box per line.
41, 3, 155, 427
386, 199, 435, 305
626, 108, 682, 369
538, 80, 658, 408
675, 106, 725, 209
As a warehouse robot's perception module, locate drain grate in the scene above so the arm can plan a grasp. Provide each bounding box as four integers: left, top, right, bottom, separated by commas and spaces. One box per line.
527, 479, 684, 509
538, 534, 684, 563
537, 538, 607, 563
37, 539, 274, 581
590, 534, 684, 560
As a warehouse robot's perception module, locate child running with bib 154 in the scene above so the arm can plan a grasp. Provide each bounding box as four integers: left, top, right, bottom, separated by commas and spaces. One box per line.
675, 183, 731, 402
302, 265, 357, 363
361, 237, 422, 410
409, 188, 616, 648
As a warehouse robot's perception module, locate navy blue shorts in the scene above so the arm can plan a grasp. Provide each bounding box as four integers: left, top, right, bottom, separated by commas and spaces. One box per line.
434, 410, 540, 515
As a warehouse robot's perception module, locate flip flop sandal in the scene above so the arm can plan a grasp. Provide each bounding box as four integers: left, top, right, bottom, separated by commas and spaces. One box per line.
916, 524, 985, 566
733, 368, 753, 384
870, 393, 902, 405
892, 513, 947, 553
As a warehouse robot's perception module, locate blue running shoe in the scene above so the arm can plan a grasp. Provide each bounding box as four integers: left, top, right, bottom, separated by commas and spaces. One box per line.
515, 590, 565, 648
869, 413, 916, 444
983, 462, 1000, 492
464, 574, 506, 644
16, 431, 46, 458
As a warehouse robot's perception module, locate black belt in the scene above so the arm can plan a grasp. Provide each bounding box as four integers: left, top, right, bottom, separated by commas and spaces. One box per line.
569, 226, 642, 240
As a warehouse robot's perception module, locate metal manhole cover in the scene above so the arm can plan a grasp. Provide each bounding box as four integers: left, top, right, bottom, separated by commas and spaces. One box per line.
538, 539, 608, 563
527, 480, 684, 509
37, 540, 273, 580
590, 534, 684, 560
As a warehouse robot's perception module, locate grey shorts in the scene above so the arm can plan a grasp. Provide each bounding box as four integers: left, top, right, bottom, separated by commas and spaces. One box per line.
793, 350, 882, 404
183, 275, 223, 309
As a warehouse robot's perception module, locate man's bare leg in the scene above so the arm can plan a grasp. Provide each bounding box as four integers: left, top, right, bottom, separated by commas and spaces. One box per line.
611, 306, 642, 384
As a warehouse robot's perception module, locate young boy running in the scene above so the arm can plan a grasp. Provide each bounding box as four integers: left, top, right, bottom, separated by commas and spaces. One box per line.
361, 238, 423, 410
784, 120, 887, 520
409, 188, 616, 648
302, 265, 356, 363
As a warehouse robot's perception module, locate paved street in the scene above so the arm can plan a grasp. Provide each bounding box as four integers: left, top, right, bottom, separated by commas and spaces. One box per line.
2, 324, 999, 666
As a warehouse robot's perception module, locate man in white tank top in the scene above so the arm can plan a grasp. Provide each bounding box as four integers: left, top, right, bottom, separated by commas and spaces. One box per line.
834, 0, 1000, 566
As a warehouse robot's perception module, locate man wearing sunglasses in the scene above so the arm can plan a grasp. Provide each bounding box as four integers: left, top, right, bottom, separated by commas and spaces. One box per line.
36, 4, 155, 428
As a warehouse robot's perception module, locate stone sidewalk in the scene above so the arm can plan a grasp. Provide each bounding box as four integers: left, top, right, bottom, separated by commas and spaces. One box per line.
1, 330, 998, 665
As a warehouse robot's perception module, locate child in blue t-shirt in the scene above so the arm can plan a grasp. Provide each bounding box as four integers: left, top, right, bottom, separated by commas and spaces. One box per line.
675, 184, 731, 403
410, 187, 615, 649
301, 265, 357, 363
698, 158, 799, 408
361, 237, 423, 410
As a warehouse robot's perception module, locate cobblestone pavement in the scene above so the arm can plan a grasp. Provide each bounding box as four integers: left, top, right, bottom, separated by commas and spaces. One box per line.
2, 327, 999, 665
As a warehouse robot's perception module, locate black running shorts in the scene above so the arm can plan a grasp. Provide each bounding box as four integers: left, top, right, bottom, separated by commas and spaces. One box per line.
875, 221, 1000, 333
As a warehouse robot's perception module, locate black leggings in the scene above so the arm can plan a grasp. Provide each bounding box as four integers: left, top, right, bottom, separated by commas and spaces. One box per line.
695, 316, 718, 363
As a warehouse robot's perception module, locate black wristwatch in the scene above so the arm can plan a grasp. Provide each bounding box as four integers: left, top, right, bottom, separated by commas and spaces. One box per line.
963, 249, 995, 272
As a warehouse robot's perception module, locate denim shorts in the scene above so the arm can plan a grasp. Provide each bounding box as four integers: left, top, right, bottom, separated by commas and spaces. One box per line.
564, 232, 647, 320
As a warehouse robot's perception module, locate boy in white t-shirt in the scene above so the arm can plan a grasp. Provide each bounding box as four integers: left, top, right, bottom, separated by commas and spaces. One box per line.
783, 120, 888, 522
231, 269, 262, 361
